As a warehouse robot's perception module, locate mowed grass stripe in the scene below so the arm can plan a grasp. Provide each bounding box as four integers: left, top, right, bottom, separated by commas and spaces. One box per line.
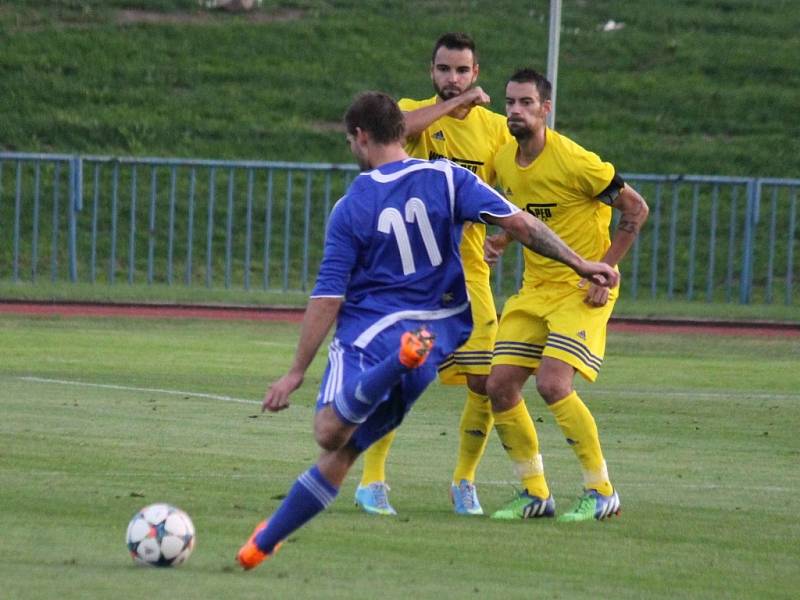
1, 315, 799, 599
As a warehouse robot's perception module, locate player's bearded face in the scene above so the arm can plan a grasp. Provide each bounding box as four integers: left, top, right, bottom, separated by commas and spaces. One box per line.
431, 47, 477, 101
507, 118, 533, 138
505, 81, 549, 139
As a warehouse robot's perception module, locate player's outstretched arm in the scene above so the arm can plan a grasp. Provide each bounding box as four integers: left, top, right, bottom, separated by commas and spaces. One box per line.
263, 297, 343, 413
403, 87, 491, 138
485, 211, 620, 288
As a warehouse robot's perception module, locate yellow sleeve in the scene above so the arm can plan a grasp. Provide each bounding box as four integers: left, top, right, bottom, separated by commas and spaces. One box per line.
398, 98, 423, 111
574, 148, 615, 198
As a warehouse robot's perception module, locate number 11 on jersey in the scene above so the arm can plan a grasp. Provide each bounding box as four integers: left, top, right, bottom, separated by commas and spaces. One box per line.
378, 198, 443, 275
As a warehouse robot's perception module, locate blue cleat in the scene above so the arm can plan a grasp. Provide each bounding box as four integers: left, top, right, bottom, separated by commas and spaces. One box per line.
450, 479, 484, 515
354, 482, 397, 516
558, 488, 621, 522
490, 490, 555, 520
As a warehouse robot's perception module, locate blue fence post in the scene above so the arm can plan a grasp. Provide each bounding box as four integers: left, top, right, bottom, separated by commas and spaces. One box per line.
32, 163, 41, 281
225, 168, 235, 289
739, 179, 758, 304
110, 162, 119, 284
68, 156, 82, 282
649, 183, 663, 299
206, 167, 216, 288
301, 172, 312, 291
787, 188, 797, 306
244, 169, 254, 291
705, 184, 719, 302
128, 166, 138, 285
263, 169, 274, 290
283, 171, 293, 292
686, 184, 700, 300
666, 182, 680, 299
90, 164, 100, 283
765, 186, 779, 304
147, 166, 158, 285
167, 166, 177, 286
185, 168, 196, 286
13, 161, 22, 282
51, 162, 61, 283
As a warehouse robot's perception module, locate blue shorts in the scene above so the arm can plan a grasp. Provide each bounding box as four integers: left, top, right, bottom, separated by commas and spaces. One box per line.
315, 313, 470, 453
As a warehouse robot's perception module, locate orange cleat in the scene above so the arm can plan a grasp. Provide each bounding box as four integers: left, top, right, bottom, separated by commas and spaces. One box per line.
398, 326, 436, 369
236, 519, 282, 570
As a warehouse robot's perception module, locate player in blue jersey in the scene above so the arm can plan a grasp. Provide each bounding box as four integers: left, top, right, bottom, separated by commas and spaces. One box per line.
236, 91, 619, 570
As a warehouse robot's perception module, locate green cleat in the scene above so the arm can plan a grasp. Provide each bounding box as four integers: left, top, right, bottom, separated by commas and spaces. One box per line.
558, 488, 621, 522
490, 490, 555, 520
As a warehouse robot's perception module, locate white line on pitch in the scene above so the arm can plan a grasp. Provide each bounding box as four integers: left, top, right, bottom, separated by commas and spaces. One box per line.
17, 376, 260, 405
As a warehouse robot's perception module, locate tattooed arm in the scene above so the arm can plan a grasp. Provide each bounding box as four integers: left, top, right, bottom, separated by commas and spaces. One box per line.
603, 184, 650, 269
581, 184, 649, 306
484, 211, 620, 288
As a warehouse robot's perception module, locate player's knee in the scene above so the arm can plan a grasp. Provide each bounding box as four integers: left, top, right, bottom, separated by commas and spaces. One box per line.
466, 374, 488, 396
314, 424, 347, 452
535, 375, 571, 404
314, 411, 350, 451
486, 375, 515, 409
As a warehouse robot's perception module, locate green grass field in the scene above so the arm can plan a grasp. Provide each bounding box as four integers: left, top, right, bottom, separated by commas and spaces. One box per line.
1, 313, 799, 598
2, 0, 798, 177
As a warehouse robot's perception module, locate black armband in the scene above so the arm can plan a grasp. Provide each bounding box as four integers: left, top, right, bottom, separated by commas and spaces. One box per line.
596, 172, 625, 205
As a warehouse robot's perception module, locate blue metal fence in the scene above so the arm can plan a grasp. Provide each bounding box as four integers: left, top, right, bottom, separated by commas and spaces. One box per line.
1, 151, 798, 305
492, 174, 799, 304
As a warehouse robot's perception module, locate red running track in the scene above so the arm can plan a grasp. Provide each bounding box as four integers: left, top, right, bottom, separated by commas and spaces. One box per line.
1, 301, 798, 337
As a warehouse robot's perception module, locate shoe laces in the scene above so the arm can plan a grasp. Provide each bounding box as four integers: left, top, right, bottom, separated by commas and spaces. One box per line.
411, 327, 435, 353
571, 491, 597, 514
368, 483, 391, 509
457, 481, 478, 510
501, 486, 531, 509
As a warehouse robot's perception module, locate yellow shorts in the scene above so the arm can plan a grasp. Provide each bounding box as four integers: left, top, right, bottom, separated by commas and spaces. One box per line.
491, 281, 618, 382
438, 277, 498, 385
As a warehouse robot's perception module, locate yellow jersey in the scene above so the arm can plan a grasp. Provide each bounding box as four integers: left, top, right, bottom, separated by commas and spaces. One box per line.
494, 128, 616, 286
399, 95, 511, 281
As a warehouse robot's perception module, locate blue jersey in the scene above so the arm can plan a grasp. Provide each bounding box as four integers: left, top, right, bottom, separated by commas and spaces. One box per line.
311, 158, 518, 350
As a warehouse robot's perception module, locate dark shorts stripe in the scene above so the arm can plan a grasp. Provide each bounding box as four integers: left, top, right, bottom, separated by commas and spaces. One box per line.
545, 339, 602, 372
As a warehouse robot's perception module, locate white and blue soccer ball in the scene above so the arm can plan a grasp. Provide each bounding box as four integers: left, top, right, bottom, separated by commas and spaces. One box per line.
126, 503, 195, 567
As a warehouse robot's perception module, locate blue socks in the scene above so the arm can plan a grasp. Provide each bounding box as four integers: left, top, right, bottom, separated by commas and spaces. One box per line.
255, 465, 339, 553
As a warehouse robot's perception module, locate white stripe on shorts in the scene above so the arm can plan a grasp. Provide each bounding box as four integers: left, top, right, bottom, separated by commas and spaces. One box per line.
352, 301, 470, 349
321, 339, 344, 406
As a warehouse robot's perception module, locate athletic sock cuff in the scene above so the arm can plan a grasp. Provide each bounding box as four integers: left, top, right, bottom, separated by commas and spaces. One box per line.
299, 466, 339, 508
492, 398, 528, 422
547, 390, 580, 418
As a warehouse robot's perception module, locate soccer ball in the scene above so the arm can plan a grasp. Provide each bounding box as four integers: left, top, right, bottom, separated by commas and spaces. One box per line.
126, 503, 196, 567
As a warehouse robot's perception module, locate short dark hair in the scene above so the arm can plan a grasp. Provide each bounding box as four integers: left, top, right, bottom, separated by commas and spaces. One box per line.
344, 91, 406, 145
431, 32, 477, 64
508, 68, 552, 102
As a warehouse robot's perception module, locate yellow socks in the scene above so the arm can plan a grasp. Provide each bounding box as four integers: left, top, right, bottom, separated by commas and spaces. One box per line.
359, 429, 396, 486
492, 400, 549, 498
452, 390, 494, 483
548, 391, 613, 495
